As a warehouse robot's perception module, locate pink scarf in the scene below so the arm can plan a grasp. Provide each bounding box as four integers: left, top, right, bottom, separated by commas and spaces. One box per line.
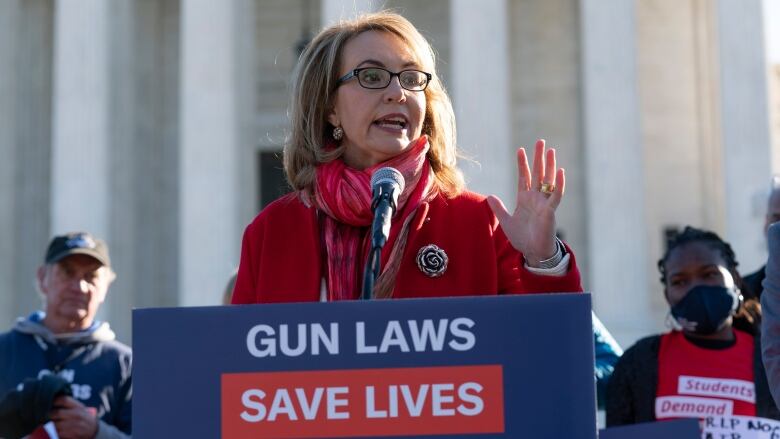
313, 137, 433, 300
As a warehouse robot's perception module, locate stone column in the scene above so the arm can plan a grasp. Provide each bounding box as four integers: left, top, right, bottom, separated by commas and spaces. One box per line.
632, 0, 720, 337
450, 0, 514, 206
581, 0, 652, 346
15, 0, 55, 322
509, 0, 588, 288
50, 0, 111, 239
179, 0, 243, 306
104, 0, 138, 342
716, 0, 772, 272
0, 0, 18, 326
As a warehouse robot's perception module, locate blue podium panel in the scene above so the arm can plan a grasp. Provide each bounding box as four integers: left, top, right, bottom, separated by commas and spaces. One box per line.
600, 419, 701, 439
133, 293, 595, 438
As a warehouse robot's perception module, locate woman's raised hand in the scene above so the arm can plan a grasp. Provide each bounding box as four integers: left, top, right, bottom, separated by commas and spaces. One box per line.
486, 139, 565, 267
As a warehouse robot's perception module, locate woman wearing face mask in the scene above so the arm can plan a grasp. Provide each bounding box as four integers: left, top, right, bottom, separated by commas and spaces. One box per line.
231, 11, 582, 303
606, 226, 779, 426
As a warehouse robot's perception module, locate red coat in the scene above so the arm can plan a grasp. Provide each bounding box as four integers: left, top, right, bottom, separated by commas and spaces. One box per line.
232, 191, 582, 304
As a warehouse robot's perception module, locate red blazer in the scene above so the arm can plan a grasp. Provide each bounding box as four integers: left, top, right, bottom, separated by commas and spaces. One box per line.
232, 191, 582, 304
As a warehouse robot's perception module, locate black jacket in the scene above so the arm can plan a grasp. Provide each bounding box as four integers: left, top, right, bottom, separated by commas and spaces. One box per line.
745, 266, 766, 300
606, 331, 780, 426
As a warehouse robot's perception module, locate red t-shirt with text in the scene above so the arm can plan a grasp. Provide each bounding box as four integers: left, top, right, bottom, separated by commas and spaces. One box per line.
655, 330, 755, 420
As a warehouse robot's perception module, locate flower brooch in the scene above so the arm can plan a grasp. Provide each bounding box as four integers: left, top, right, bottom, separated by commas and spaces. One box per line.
416, 244, 448, 277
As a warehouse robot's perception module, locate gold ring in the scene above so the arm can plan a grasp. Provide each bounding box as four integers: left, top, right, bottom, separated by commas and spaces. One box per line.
540, 183, 555, 196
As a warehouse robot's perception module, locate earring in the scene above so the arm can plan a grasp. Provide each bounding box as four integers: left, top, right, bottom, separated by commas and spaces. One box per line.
733, 289, 744, 315
333, 126, 344, 141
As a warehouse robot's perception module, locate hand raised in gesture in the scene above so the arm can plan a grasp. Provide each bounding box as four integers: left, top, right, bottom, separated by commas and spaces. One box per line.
487, 139, 565, 267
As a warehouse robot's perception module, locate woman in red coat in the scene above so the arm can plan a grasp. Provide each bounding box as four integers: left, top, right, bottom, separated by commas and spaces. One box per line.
232, 11, 581, 304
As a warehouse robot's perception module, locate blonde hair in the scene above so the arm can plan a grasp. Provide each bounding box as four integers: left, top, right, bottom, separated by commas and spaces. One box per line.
284, 10, 464, 197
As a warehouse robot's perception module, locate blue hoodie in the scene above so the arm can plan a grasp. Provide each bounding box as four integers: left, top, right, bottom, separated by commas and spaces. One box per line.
0, 312, 132, 438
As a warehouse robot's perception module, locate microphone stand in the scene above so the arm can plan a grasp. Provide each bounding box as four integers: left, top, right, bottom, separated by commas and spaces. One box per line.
361, 190, 394, 300
361, 247, 382, 301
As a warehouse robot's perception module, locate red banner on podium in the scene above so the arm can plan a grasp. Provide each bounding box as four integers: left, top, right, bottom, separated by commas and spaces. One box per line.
221, 365, 504, 438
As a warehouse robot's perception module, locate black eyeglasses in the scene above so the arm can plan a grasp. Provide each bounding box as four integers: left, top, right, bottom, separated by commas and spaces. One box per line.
336, 67, 432, 91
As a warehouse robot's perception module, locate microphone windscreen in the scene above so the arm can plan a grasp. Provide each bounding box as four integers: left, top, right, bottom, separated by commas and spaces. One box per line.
371, 167, 405, 194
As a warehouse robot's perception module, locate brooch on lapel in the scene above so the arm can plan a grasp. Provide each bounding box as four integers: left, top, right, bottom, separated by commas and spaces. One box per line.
416, 244, 448, 277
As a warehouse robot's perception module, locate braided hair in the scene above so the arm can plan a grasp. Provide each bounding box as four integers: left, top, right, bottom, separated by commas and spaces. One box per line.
658, 226, 739, 285
657, 225, 760, 334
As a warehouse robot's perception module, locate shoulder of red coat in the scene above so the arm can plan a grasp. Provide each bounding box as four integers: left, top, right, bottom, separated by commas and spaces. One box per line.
249, 192, 312, 228
432, 189, 488, 207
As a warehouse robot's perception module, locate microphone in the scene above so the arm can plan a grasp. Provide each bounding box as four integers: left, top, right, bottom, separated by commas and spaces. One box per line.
370, 167, 405, 249
362, 167, 405, 300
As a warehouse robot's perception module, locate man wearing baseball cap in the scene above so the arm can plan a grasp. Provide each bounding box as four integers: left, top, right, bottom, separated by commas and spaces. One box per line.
0, 232, 131, 438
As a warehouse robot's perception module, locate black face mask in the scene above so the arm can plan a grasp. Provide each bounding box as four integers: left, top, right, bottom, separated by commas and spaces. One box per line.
670, 285, 739, 335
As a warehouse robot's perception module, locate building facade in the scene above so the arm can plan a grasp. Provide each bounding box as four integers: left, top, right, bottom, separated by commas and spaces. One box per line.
0, 0, 775, 347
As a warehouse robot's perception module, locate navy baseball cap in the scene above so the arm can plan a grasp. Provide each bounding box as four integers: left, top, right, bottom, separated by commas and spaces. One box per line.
44, 232, 111, 267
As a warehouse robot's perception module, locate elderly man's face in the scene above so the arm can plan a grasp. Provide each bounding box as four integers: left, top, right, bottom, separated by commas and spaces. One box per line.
38, 254, 114, 333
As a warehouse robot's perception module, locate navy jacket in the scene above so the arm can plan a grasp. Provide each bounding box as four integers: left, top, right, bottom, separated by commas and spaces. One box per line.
0, 313, 132, 437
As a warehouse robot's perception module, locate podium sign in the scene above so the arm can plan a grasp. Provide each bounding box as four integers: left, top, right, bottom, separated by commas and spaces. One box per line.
600, 419, 701, 438
134, 293, 595, 438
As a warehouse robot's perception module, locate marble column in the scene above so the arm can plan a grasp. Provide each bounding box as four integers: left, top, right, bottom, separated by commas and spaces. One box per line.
716, 0, 773, 273
179, 0, 243, 306
509, 0, 588, 289
581, 0, 652, 346
450, 0, 513, 206
50, 0, 110, 239
0, 0, 54, 327
0, 0, 18, 326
